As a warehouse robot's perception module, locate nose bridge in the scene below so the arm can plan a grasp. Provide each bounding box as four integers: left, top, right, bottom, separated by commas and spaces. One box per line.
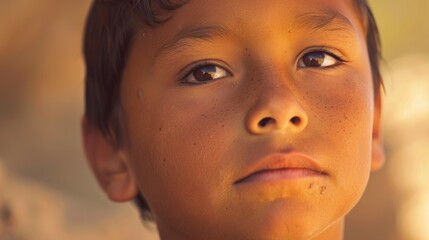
255, 62, 297, 105
245, 63, 308, 135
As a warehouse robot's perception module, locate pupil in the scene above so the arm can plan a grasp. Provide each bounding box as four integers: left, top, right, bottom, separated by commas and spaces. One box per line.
304, 52, 324, 67
193, 65, 217, 82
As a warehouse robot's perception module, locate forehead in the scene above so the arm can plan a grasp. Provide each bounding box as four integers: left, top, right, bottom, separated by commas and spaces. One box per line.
132, 0, 366, 66
175, 0, 358, 23
142, 0, 363, 35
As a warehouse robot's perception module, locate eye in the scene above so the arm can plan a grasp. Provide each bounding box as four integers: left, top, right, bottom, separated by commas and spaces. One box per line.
182, 64, 231, 84
298, 51, 343, 68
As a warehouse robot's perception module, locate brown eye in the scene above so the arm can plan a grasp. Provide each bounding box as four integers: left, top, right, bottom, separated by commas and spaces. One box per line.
298, 51, 340, 68
184, 64, 230, 84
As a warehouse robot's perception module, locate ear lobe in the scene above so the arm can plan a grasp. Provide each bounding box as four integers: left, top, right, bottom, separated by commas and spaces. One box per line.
371, 88, 385, 171
81, 117, 138, 202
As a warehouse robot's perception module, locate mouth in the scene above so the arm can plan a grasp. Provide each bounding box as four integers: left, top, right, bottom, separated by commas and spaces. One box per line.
234, 153, 328, 185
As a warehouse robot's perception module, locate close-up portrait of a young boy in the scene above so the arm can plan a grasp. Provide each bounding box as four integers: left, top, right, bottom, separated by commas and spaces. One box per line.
81, 0, 385, 239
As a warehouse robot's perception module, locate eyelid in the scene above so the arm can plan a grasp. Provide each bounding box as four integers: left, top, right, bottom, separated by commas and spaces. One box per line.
178, 59, 233, 84
296, 46, 348, 69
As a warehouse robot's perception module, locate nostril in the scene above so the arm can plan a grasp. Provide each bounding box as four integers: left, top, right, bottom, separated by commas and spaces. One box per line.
290, 116, 301, 125
258, 117, 275, 128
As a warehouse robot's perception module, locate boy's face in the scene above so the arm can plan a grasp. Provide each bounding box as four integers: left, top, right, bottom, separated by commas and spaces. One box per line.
96, 0, 383, 239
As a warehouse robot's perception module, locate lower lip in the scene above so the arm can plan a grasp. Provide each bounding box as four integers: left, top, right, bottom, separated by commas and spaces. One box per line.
235, 168, 325, 185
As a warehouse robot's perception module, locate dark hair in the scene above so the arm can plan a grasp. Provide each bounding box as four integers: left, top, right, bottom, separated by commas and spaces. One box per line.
83, 0, 382, 221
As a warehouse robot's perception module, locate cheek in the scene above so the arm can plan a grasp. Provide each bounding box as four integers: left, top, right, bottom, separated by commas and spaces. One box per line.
304, 71, 373, 144
123, 87, 242, 220
303, 72, 374, 199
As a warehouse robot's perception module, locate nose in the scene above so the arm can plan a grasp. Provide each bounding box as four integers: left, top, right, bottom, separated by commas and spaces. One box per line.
245, 81, 308, 135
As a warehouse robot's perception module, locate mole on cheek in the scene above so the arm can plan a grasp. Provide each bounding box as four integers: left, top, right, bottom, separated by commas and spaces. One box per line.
244, 47, 251, 57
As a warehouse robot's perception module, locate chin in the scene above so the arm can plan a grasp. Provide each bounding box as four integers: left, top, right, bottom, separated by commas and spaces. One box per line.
230, 199, 342, 240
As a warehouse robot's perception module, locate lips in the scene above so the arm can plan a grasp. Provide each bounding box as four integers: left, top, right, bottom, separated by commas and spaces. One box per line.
234, 152, 327, 185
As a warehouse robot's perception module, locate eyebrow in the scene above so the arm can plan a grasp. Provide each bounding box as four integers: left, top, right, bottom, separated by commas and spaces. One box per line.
154, 24, 233, 59
294, 8, 355, 35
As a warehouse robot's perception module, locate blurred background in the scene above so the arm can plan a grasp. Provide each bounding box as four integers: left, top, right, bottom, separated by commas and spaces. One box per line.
0, 0, 428, 239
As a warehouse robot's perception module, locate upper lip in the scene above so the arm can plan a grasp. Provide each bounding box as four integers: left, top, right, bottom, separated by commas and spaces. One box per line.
234, 152, 327, 184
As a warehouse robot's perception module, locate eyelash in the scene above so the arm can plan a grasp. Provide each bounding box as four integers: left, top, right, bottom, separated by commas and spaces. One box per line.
179, 60, 232, 85
297, 47, 347, 70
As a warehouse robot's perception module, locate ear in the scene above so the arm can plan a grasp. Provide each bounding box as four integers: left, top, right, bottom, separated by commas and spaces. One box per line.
81, 117, 138, 202
371, 88, 385, 171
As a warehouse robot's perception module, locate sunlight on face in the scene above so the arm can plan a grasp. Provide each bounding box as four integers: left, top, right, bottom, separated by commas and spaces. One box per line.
118, 0, 379, 239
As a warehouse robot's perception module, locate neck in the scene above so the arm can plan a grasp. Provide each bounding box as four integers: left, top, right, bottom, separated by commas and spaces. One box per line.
157, 218, 345, 240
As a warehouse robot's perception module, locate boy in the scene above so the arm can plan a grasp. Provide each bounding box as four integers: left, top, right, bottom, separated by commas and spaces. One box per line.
82, 0, 385, 239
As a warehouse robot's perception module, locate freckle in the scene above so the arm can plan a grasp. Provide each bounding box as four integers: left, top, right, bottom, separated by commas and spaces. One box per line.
308, 183, 314, 189
162, 158, 166, 162
245, 47, 248, 51
193, 142, 197, 146
320, 186, 327, 195
159, 127, 162, 131
221, 124, 225, 128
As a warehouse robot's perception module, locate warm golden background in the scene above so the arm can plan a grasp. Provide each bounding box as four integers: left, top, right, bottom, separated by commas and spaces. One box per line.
0, 0, 428, 239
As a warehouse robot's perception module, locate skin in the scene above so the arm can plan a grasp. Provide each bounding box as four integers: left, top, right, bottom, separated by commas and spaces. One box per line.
83, 0, 384, 239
